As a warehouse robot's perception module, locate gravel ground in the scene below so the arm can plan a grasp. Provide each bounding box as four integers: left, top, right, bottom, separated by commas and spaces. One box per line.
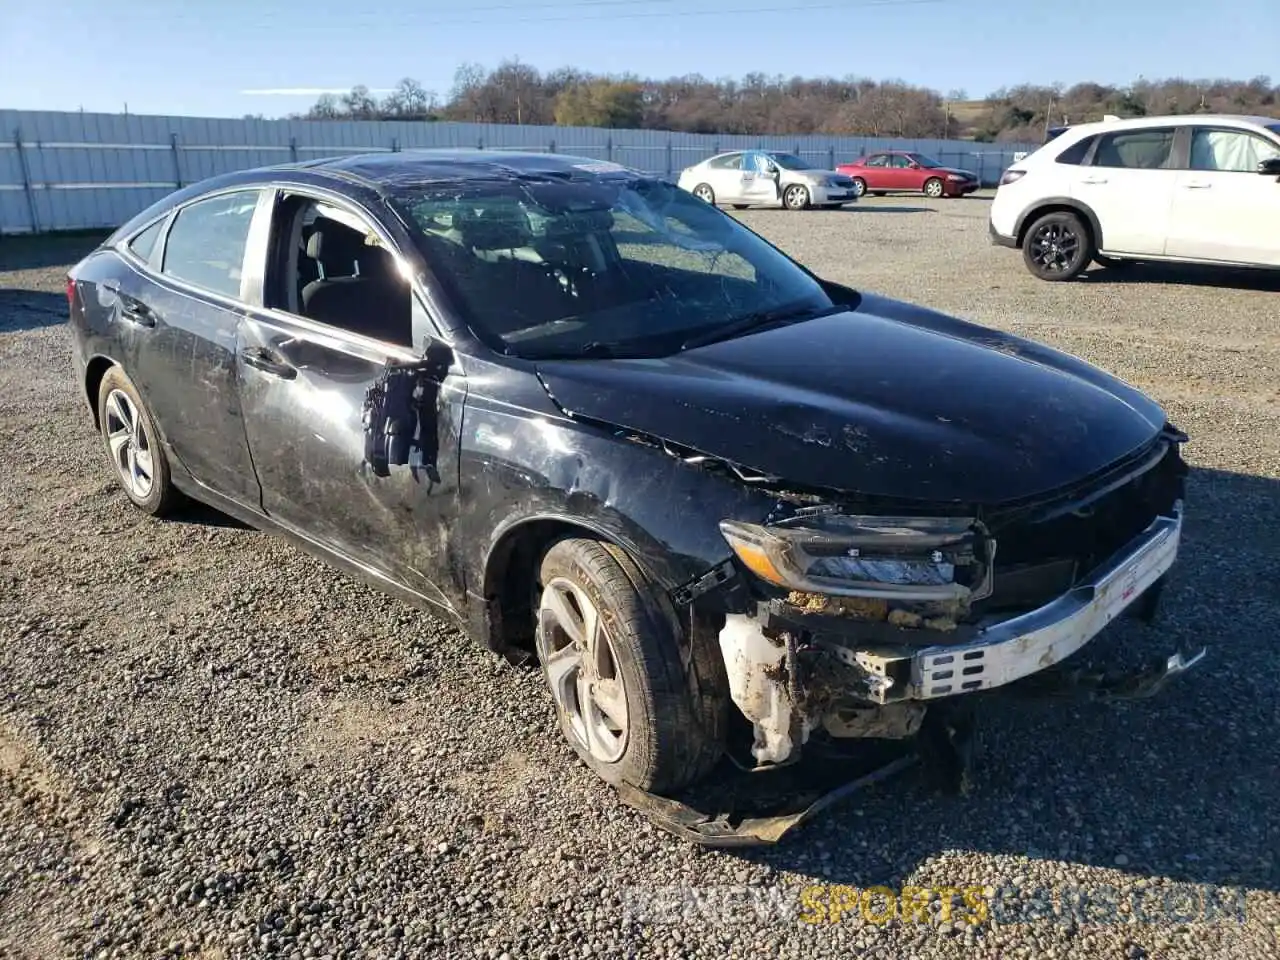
1, 196, 1278, 960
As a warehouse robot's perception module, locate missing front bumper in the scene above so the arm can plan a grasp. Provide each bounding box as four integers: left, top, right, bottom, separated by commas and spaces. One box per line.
716, 505, 1200, 767
843, 505, 1186, 703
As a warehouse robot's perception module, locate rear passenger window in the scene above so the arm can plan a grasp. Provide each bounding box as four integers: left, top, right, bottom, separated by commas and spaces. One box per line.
1189, 128, 1280, 172
1091, 129, 1176, 169
1055, 136, 1095, 165
161, 191, 260, 299
128, 219, 165, 263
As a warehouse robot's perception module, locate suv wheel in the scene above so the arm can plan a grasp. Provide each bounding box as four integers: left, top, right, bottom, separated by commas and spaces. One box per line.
534, 537, 728, 793
1022, 211, 1094, 281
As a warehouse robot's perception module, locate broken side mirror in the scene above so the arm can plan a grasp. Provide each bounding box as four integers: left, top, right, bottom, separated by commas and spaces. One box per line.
1258, 157, 1280, 178
361, 338, 454, 478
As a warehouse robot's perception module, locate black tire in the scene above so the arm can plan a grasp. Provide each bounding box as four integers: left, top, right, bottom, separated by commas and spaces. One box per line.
691, 183, 716, 205
1022, 210, 1095, 281
782, 183, 810, 210
535, 537, 727, 793
96, 365, 182, 516
732, 204, 750, 210
923, 177, 945, 198
851, 178, 867, 198
870, 191, 885, 197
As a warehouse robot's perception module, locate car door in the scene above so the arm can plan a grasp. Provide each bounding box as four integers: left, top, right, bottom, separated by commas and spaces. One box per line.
1165, 125, 1280, 266
860, 153, 890, 190
886, 154, 918, 190
740, 151, 781, 205
234, 188, 469, 613
706, 152, 745, 202
1068, 126, 1179, 256
122, 188, 268, 505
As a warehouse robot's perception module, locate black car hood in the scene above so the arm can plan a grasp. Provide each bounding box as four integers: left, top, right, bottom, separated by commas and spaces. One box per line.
534, 293, 1168, 505
932, 166, 977, 179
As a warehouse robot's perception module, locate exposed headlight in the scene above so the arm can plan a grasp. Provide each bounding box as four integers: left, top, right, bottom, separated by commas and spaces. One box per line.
946, 173, 965, 181
719, 513, 993, 602
999, 169, 1026, 186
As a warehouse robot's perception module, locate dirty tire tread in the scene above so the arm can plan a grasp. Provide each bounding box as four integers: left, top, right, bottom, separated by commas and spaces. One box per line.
538, 537, 726, 794
96, 365, 183, 517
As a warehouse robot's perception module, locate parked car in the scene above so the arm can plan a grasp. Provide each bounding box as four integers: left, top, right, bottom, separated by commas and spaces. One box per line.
990, 113, 1280, 280
68, 150, 1203, 811
677, 150, 859, 209
836, 150, 982, 198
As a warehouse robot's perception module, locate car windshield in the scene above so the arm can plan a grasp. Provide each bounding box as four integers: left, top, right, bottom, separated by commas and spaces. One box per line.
1268, 123, 1280, 137
909, 154, 945, 168
391, 174, 838, 359
768, 153, 813, 171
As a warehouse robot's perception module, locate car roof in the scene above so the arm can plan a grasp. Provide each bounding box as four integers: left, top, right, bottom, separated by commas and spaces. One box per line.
1057, 113, 1278, 135
301, 149, 639, 188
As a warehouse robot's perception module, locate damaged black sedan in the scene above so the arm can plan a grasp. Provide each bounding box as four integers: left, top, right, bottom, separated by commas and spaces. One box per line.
67, 151, 1204, 831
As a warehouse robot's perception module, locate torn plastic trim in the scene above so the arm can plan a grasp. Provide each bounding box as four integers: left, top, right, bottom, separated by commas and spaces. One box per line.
613, 753, 918, 846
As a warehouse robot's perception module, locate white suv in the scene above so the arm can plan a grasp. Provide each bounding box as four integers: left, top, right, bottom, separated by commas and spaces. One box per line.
989, 114, 1280, 280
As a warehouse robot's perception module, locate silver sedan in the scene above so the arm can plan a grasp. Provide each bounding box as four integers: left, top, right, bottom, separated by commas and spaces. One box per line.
677, 149, 861, 210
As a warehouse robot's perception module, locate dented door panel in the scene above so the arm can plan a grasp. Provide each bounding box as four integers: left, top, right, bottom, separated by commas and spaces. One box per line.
236, 312, 467, 613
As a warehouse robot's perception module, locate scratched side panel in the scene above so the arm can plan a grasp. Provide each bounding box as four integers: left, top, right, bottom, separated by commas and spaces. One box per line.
453, 355, 779, 596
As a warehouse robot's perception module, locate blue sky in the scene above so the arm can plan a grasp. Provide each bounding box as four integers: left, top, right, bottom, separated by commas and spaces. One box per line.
2, 0, 1277, 118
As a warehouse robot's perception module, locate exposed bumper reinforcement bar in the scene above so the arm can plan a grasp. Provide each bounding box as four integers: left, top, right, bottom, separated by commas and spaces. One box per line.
857, 505, 1184, 703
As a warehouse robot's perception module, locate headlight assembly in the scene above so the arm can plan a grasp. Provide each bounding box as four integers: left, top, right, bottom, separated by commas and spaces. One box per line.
719, 513, 994, 602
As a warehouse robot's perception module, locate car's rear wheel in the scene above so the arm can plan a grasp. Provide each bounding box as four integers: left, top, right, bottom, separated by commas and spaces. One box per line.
1022, 211, 1094, 281
851, 178, 867, 198
692, 183, 715, 204
96, 365, 182, 516
923, 177, 945, 198
783, 184, 810, 210
534, 536, 727, 793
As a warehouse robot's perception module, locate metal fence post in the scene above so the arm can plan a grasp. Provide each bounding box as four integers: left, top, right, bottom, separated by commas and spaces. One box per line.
170, 132, 183, 189
289, 137, 298, 164
13, 130, 40, 235
828, 146, 835, 168
391, 137, 400, 153
478, 137, 484, 150
666, 139, 673, 179
548, 139, 556, 154
606, 136, 613, 161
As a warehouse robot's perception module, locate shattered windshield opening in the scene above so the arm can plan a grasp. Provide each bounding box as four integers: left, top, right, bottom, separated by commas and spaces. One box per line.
390, 174, 835, 359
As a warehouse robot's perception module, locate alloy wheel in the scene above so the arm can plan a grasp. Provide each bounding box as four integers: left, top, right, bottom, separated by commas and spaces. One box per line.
1029, 222, 1081, 275
784, 185, 808, 209
924, 179, 944, 198
693, 184, 714, 203
536, 576, 630, 764
103, 388, 154, 500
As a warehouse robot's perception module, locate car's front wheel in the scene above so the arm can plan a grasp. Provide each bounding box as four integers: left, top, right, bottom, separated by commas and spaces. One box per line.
1022, 211, 1094, 281
923, 177, 945, 198
535, 536, 727, 793
783, 184, 810, 210
96, 365, 182, 516
691, 183, 716, 204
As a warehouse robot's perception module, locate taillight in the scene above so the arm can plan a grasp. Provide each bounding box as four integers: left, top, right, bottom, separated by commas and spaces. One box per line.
999, 169, 1026, 186
65, 276, 75, 305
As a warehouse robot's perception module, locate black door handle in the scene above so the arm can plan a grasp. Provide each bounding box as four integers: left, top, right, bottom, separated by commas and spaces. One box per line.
240, 347, 297, 380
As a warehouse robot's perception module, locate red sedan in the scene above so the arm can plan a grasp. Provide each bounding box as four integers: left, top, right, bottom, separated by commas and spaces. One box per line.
837, 151, 981, 199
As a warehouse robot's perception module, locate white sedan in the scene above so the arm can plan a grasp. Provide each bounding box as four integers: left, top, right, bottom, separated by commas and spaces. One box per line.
678, 149, 860, 210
